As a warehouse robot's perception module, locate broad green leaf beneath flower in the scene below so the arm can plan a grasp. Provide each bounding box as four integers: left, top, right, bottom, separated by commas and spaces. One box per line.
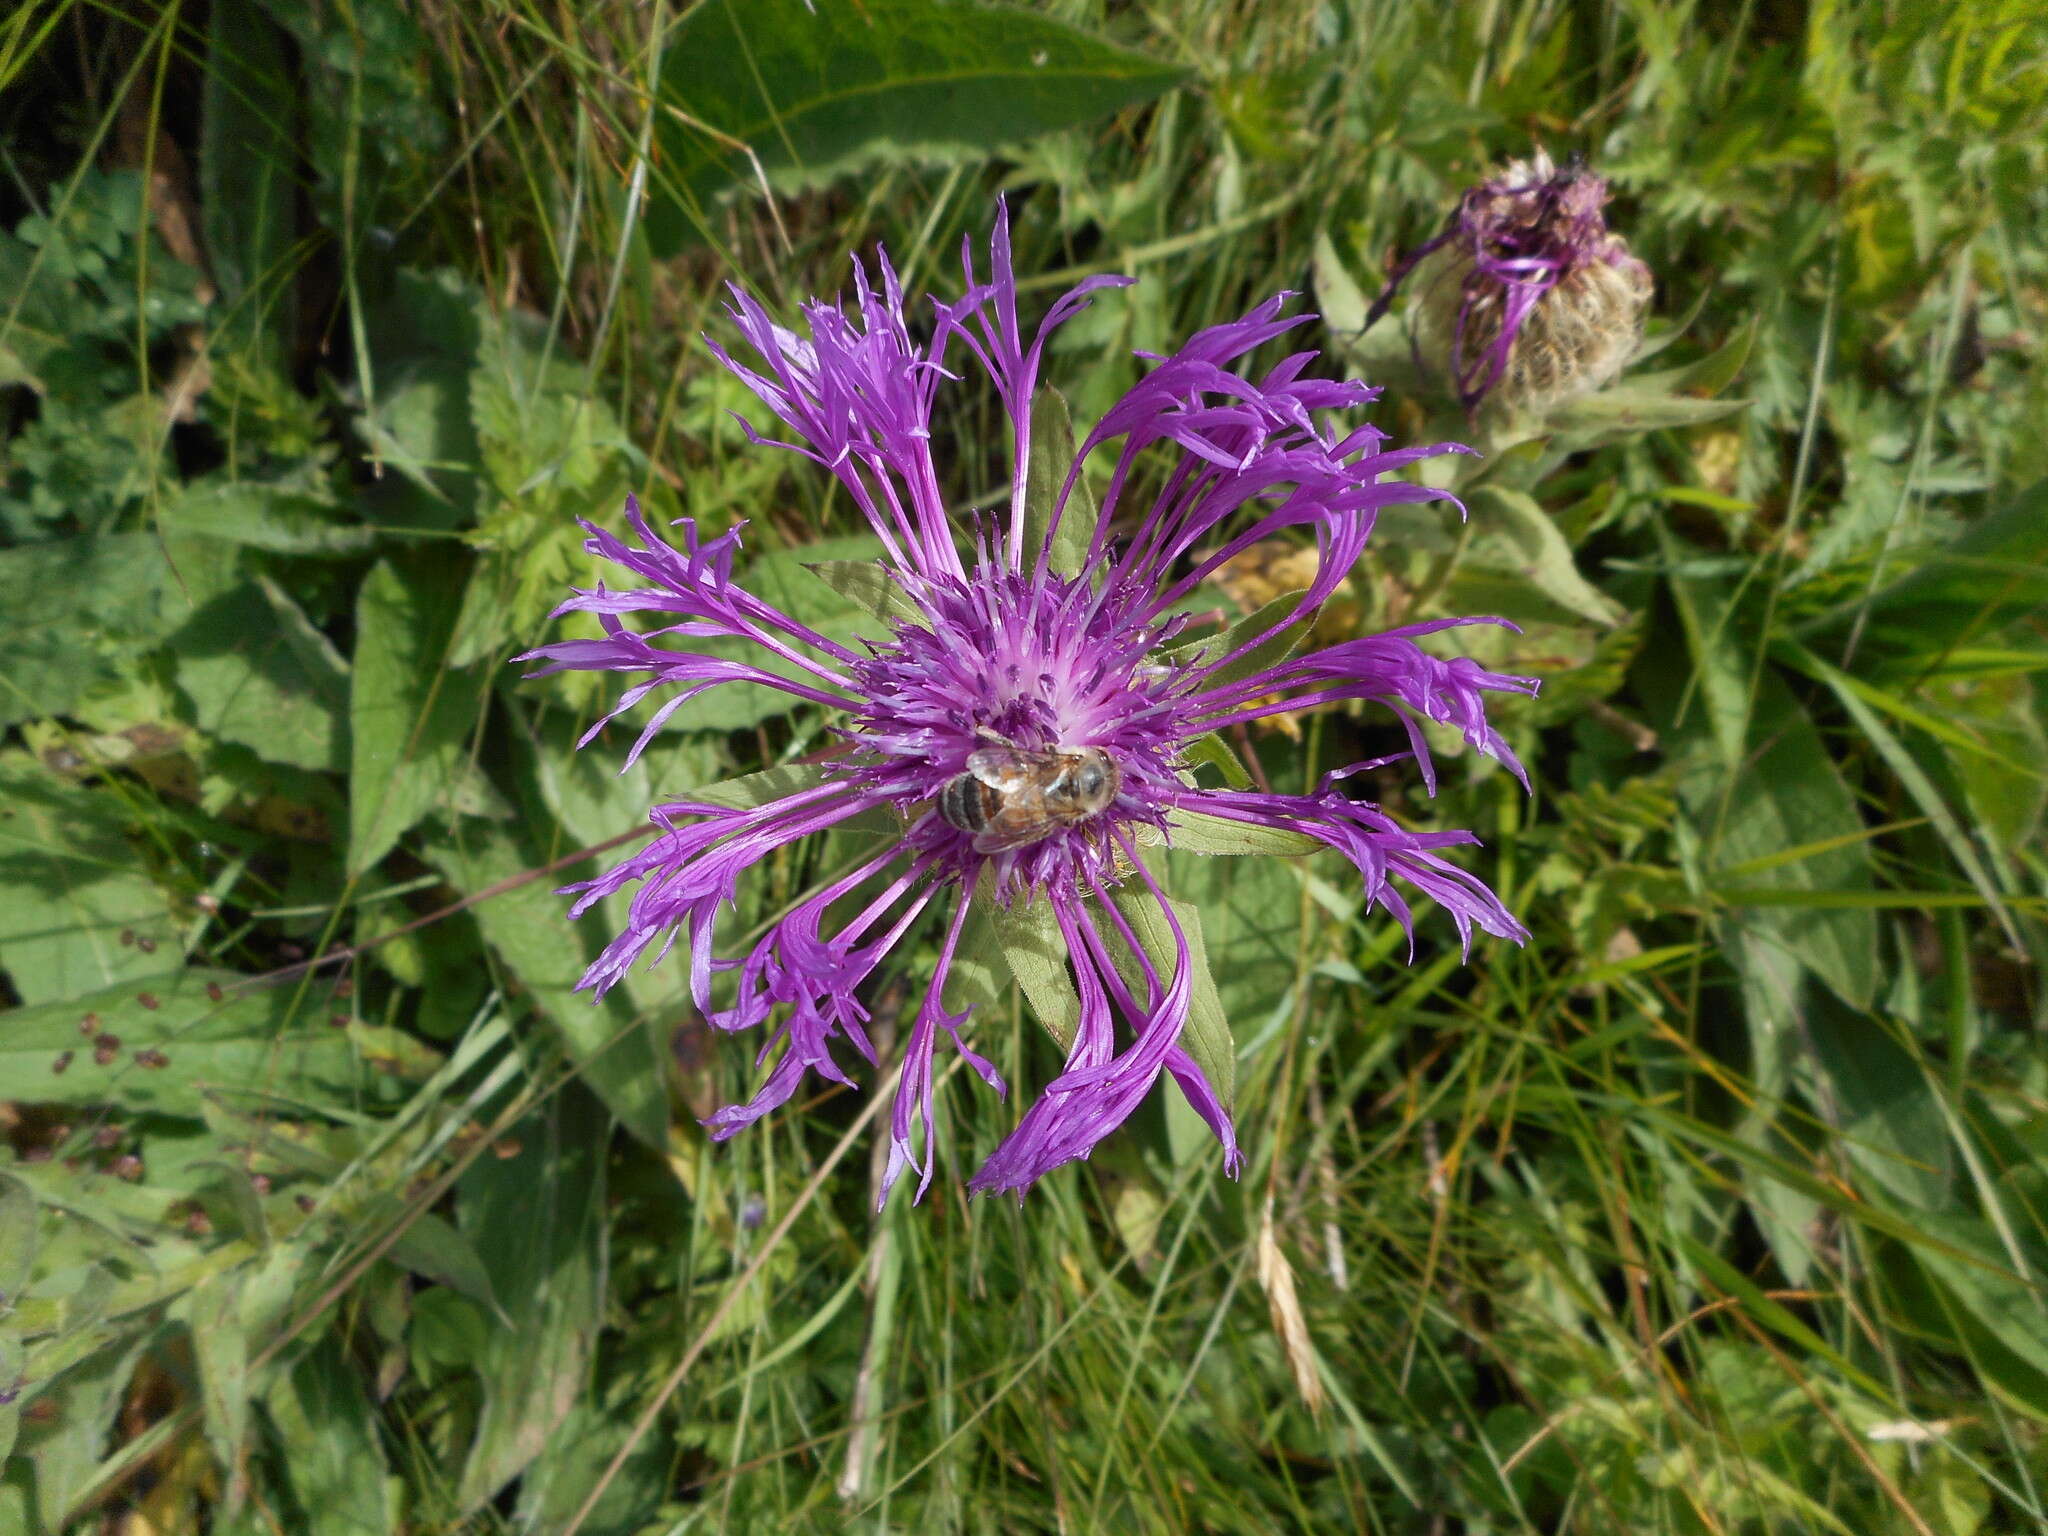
993, 894, 1082, 1051
1162, 804, 1321, 857
1164, 589, 1313, 698
1108, 882, 1234, 1118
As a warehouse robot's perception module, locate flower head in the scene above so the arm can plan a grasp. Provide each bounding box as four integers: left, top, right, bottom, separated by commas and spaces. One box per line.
1369, 149, 1653, 414
521, 204, 1535, 1203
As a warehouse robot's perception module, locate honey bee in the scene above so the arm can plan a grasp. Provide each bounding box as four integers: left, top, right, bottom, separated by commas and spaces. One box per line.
936, 744, 1121, 853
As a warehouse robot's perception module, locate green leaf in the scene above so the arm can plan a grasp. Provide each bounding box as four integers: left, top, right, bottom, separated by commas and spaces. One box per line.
0, 1334, 21, 1465
993, 893, 1082, 1051
0, 967, 429, 1119
421, 822, 670, 1148
651, 534, 889, 732
1156, 848, 1302, 1069
0, 532, 237, 730
1164, 589, 1313, 700
355, 269, 484, 530
647, 0, 1187, 252
0, 1172, 36, 1307
1107, 882, 1234, 1117
684, 760, 842, 811
200, 0, 298, 360
1022, 386, 1096, 578
184, 1273, 252, 1508
804, 558, 924, 626
266, 1333, 401, 1535
162, 479, 375, 558
1161, 804, 1321, 857
1625, 319, 1757, 398
0, 755, 177, 1004
1179, 730, 1254, 790
1804, 996, 1953, 1212
175, 576, 350, 773
1547, 387, 1748, 442
1467, 485, 1628, 629
1801, 477, 2048, 665
11, 1333, 150, 1532
453, 1091, 606, 1512
349, 553, 504, 873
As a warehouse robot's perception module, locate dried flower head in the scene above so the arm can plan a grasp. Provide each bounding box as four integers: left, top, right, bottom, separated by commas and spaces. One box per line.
522, 204, 1534, 1203
1369, 149, 1652, 414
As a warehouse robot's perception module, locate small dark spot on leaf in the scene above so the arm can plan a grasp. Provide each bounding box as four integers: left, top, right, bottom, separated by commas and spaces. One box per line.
93, 1037, 121, 1067
137, 993, 160, 1010
92, 1126, 122, 1149
136, 935, 157, 954
50, 1050, 73, 1075
111, 1155, 143, 1181
206, 982, 224, 1002
134, 1049, 170, 1070
79, 1012, 100, 1035
295, 1193, 316, 1213
119, 929, 135, 947
329, 1013, 351, 1029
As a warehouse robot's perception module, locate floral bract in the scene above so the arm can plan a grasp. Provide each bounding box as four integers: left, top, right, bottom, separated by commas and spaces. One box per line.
520, 204, 1536, 1203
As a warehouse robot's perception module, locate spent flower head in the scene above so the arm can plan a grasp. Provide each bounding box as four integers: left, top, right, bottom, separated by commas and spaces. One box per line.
520, 203, 1535, 1203
1369, 149, 1653, 416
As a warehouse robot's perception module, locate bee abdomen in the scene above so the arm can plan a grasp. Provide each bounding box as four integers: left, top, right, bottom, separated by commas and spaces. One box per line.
937, 773, 994, 836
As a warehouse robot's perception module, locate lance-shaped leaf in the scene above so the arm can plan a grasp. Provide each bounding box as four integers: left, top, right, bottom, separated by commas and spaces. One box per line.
647, 0, 1187, 252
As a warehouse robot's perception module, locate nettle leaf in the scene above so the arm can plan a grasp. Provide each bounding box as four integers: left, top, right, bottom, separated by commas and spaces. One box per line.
1022, 386, 1097, 578
350, 552, 506, 874
1108, 883, 1234, 1118
0, 968, 435, 1119
174, 575, 350, 773
1467, 485, 1628, 629
647, 0, 1187, 252
0, 754, 178, 1004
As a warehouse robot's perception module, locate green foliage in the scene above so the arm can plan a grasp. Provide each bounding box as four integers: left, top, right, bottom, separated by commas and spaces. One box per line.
3, 0, 2047, 1531
647, 0, 1188, 252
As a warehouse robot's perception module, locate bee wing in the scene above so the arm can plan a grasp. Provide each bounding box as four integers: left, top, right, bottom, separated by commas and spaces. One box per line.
964, 747, 1047, 792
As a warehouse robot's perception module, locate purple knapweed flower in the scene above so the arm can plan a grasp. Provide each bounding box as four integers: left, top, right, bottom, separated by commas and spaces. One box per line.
520, 204, 1535, 1203
1368, 149, 1653, 414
